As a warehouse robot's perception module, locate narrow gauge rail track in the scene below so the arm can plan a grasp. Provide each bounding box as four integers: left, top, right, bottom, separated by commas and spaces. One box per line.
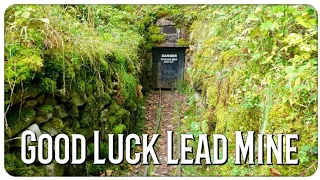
143, 89, 182, 177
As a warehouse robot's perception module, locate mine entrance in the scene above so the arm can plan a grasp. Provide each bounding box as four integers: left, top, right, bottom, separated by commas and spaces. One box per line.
152, 47, 187, 89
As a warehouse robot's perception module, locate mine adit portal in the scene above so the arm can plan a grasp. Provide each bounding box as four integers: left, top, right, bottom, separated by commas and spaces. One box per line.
152, 47, 187, 89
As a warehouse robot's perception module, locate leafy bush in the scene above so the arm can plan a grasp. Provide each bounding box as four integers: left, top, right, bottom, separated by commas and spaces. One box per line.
186, 5, 318, 176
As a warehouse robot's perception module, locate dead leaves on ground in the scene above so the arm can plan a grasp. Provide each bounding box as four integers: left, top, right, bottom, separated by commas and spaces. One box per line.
270, 168, 281, 176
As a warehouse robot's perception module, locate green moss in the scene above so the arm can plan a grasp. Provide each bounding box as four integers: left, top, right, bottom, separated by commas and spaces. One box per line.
45, 95, 57, 105
112, 124, 127, 134
65, 164, 86, 176
85, 84, 94, 95
147, 25, 161, 34
70, 106, 79, 118
84, 95, 96, 110
53, 105, 68, 119
97, 93, 112, 110
144, 43, 153, 50
149, 34, 166, 43
5, 51, 43, 92
39, 77, 57, 93
6, 107, 36, 137
34, 94, 46, 105
71, 92, 87, 106
86, 160, 105, 175
51, 118, 64, 131
38, 104, 53, 115
99, 142, 109, 157
108, 116, 117, 127
177, 38, 189, 46
206, 85, 218, 107
42, 57, 63, 80
125, 99, 137, 112
119, 70, 137, 101
108, 101, 120, 113
5, 153, 45, 176
87, 143, 95, 157
75, 76, 86, 94
24, 86, 41, 98
73, 120, 80, 129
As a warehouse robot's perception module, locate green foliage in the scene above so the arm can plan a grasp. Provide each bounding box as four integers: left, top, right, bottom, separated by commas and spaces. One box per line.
6, 107, 36, 137
148, 25, 161, 34
113, 124, 127, 134
119, 69, 137, 101
4, 4, 317, 177
177, 38, 189, 47
4, 5, 153, 176
39, 77, 56, 93
186, 4, 318, 176
5, 153, 45, 176
5, 49, 43, 91
38, 104, 53, 115
188, 121, 203, 138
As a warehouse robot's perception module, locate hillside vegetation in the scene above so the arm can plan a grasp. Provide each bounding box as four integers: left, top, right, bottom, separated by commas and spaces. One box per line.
184, 5, 318, 176
4, 4, 318, 176
4, 4, 196, 176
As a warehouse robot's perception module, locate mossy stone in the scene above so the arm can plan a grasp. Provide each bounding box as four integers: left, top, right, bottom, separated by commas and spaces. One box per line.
38, 104, 54, 115
24, 86, 41, 98
97, 94, 111, 110
40, 77, 57, 93
53, 105, 68, 119
35, 94, 46, 105
72, 93, 87, 106
35, 113, 53, 124
25, 100, 37, 107
10, 123, 42, 147
11, 86, 40, 105
5, 152, 45, 176
56, 89, 70, 103
39, 118, 63, 136
6, 107, 36, 137
44, 96, 57, 105
100, 109, 108, 122
35, 104, 54, 124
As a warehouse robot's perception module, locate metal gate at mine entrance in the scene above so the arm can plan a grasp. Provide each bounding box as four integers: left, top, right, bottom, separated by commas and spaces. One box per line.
152, 47, 187, 89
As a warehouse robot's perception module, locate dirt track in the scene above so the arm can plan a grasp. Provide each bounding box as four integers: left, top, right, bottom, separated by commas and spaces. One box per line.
133, 90, 186, 176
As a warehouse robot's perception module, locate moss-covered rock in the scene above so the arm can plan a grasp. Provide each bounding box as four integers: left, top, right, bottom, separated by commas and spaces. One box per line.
40, 77, 57, 93
35, 105, 53, 124
34, 94, 46, 105
97, 94, 112, 110
25, 86, 42, 98
100, 109, 109, 122
5, 152, 45, 176
53, 105, 68, 119
25, 100, 38, 107
72, 93, 87, 107
5, 4, 156, 176
10, 123, 42, 147
6, 107, 36, 137
40, 118, 64, 136
44, 96, 57, 105
56, 89, 70, 103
